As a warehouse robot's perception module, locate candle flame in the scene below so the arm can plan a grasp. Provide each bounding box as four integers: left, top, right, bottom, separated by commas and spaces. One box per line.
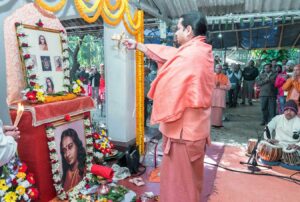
17, 103, 24, 113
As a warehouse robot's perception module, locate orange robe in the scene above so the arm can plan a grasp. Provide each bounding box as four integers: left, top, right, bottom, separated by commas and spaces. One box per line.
145, 36, 214, 202
211, 73, 231, 126
63, 168, 82, 191
282, 78, 300, 115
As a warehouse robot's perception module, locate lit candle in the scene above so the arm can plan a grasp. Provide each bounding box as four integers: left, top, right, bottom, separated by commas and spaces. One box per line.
14, 103, 24, 127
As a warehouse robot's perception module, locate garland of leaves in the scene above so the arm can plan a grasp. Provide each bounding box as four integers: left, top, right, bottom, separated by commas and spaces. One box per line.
45, 113, 93, 200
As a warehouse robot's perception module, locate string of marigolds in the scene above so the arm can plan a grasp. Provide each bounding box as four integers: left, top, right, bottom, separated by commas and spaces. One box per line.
34, 0, 143, 35
45, 113, 93, 200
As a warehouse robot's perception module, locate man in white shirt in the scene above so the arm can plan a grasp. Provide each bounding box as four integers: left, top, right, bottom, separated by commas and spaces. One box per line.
0, 120, 20, 166
264, 100, 300, 150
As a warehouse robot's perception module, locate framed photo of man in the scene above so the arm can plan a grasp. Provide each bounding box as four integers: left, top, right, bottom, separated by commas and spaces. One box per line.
16, 24, 69, 94
41, 56, 52, 71
52, 117, 87, 192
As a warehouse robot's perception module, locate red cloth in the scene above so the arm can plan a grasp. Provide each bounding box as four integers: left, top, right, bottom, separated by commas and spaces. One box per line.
10, 111, 57, 201
9, 99, 93, 201
91, 164, 114, 179
146, 36, 214, 125
9, 96, 94, 126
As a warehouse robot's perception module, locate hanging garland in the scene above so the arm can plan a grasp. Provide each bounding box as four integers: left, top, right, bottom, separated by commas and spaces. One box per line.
77, 0, 101, 13
103, 0, 125, 20
105, 0, 121, 11
74, 0, 104, 24
35, 0, 67, 12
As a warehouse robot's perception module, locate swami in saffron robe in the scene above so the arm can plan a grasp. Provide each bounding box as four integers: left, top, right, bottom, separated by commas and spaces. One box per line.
145, 36, 214, 202
211, 73, 231, 126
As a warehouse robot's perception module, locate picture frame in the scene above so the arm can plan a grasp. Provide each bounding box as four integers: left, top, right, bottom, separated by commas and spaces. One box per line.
45, 114, 93, 199
16, 23, 70, 95
53, 117, 86, 192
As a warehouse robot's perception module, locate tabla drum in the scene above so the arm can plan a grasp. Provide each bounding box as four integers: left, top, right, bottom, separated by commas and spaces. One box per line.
257, 140, 282, 162
247, 139, 258, 155
282, 148, 300, 165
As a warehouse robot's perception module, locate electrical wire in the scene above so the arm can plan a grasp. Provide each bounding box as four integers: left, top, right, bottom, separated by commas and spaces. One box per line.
204, 161, 300, 185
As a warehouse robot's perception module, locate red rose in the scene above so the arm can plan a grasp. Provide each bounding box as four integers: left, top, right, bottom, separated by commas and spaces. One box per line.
29, 81, 36, 87
47, 137, 55, 141
27, 188, 39, 200
26, 65, 34, 70
18, 163, 27, 172
84, 112, 89, 118
29, 74, 37, 79
12, 178, 18, 186
17, 33, 25, 37
85, 184, 90, 189
24, 54, 30, 59
64, 114, 71, 121
26, 173, 35, 184
21, 43, 28, 47
26, 91, 37, 100
80, 86, 85, 94
36, 19, 44, 27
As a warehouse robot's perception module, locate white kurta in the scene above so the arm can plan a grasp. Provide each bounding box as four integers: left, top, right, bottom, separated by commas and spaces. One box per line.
265, 114, 300, 148
0, 120, 17, 166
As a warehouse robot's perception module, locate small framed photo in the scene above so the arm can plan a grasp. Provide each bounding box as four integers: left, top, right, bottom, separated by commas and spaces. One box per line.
41, 56, 52, 71
54, 56, 63, 71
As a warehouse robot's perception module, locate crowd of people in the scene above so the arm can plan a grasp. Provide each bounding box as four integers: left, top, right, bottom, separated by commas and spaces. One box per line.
75, 64, 106, 115
211, 57, 300, 128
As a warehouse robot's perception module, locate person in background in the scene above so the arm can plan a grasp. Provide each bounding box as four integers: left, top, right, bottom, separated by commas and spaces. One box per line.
0, 120, 20, 167
144, 66, 151, 127
60, 128, 86, 191
256, 63, 277, 125
262, 100, 300, 151
271, 59, 277, 73
227, 63, 242, 107
89, 67, 100, 103
123, 11, 214, 202
282, 59, 288, 66
211, 64, 231, 127
241, 60, 259, 106
282, 64, 300, 116
274, 64, 288, 114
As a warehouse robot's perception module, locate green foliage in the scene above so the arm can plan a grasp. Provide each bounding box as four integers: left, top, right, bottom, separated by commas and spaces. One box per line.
251, 49, 290, 63
68, 35, 104, 69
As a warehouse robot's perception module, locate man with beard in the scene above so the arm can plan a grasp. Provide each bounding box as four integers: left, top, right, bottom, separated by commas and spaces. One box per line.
123, 11, 214, 202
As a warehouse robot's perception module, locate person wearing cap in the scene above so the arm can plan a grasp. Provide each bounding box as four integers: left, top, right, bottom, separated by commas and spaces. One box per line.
263, 100, 300, 150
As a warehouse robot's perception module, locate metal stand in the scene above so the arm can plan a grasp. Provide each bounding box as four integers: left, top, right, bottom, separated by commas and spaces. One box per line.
240, 133, 271, 173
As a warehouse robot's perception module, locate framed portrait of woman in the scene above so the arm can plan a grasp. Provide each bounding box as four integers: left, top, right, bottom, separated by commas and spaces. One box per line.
52, 117, 87, 192
16, 24, 68, 94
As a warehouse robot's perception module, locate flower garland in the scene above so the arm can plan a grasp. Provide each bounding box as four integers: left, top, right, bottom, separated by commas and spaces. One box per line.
16, 21, 72, 103
74, 0, 104, 24
103, 0, 125, 21
45, 113, 93, 200
105, 0, 121, 11
0, 156, 39, 201
35, 0, 67, 12
77, 0, 101, 13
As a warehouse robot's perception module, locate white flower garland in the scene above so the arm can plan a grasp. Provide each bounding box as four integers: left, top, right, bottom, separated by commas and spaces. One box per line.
45, 115, 93, 200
